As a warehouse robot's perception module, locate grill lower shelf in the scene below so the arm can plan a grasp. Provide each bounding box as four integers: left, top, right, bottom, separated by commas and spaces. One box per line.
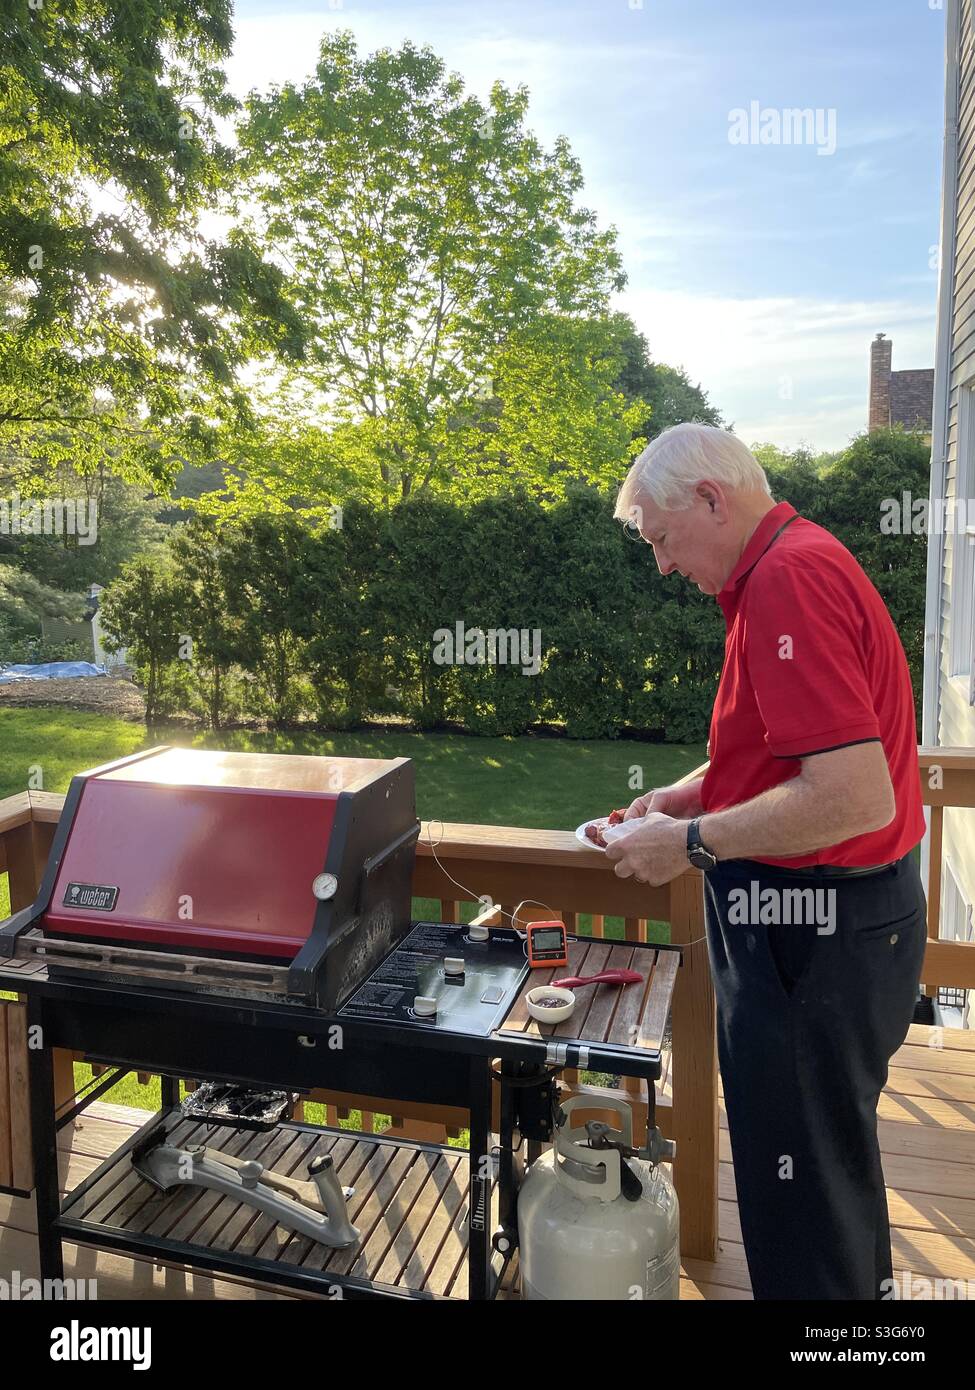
60, 1117, 484, 1299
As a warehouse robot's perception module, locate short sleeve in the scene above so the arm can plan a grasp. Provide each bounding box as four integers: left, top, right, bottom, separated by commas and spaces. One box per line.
742, 560, 881, 758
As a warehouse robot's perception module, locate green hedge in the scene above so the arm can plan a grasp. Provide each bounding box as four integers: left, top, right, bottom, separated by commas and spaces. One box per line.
100, 430, 929, 739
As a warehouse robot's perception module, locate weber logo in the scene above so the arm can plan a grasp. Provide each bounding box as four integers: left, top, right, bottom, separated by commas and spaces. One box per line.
63, 882, 118, 912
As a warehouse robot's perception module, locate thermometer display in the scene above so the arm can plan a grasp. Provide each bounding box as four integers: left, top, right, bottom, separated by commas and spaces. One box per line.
526, 921, 569, 969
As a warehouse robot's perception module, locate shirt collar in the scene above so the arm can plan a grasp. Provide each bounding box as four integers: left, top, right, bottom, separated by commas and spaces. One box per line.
719, 501, 798, 598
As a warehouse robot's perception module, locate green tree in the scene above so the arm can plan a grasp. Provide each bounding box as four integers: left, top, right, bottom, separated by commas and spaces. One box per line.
463, 316, 647, 501
371, 497, 468, 726
235, 32, 631, 504
1, 463, 168, 592
445, 491, 550, 735
607, 314, 722, 439
0, 0, 306, 488
219, 515, 310, 726
0, 561, 83, 638
752, 442, 829, 515
169, 518, 238, 728
804, 430, 929, 724
298, 503, 388, 727
98, 558, 182, 723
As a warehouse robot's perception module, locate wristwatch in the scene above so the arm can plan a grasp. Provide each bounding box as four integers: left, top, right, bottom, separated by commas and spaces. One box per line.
687, 818, 718, 871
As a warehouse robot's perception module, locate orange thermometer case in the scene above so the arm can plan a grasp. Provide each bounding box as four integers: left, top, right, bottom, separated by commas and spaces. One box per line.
526, 920, 569, 969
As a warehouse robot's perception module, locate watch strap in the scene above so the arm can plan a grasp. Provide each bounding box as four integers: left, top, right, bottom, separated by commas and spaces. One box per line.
687, 818, 717, 869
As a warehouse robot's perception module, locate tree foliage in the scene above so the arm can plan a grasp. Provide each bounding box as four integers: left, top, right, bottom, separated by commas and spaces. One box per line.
102, 429, 928, 740
607, 314, 722, 439
0, 0, 306, 488
98, 557, 182, 723
232, 32, 636, 505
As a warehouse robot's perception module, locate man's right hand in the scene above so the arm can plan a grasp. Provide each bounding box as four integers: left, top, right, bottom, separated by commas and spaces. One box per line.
623, 776, 705, 821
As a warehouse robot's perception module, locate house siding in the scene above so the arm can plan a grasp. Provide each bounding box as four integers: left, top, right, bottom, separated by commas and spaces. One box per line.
939, 0, 975, 1013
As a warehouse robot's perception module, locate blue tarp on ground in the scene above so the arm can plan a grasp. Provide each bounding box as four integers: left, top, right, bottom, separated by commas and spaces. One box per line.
0, 661, 106, 684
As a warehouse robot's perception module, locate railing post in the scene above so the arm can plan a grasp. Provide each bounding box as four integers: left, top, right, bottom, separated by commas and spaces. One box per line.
926, 804, 944, 940
6, 810, 76, 1117
5, 818, 52, 914
668, 868, 719, 1262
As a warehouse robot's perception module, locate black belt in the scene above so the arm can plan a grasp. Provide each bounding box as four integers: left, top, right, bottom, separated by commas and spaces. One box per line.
722, 858, 899, 880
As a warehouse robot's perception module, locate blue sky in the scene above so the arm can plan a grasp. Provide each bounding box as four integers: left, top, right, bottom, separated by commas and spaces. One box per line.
228, 0, 948, 452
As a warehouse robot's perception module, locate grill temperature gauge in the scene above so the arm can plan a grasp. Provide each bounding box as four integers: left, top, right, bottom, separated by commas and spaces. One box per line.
312, 873, 338, 901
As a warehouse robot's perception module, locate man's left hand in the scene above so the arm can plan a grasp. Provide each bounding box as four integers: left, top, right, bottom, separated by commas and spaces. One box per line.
603, 811, 688, 886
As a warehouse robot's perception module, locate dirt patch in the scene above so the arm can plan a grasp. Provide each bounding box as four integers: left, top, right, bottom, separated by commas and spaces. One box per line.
0, 674, 146, 721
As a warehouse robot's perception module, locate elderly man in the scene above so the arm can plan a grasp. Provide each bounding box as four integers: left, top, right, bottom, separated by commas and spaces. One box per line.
610, 422, 926, 1301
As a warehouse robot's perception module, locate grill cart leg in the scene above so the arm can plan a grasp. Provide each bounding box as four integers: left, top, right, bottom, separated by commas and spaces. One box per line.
28, 994, 65, 1289
468, 1055, 493, 1301
497, 1060, 518, 1254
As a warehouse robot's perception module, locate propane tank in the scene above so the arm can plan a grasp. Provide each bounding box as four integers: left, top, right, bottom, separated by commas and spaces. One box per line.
517, 1095, 679, 1300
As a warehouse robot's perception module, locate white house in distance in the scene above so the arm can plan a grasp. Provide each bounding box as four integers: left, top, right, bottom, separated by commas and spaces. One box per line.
925, 0, 975, 1028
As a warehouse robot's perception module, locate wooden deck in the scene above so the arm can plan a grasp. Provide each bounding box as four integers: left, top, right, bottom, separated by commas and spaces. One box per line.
696, 1022, 975, 1300
0, 1020, 971, 1300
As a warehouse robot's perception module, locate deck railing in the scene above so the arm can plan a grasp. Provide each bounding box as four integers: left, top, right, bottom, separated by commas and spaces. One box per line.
1, 747, 974, 1264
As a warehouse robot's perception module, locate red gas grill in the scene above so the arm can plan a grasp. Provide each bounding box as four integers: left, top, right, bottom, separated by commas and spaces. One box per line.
1, 747, 420, 1010
0, 746, 682, 1302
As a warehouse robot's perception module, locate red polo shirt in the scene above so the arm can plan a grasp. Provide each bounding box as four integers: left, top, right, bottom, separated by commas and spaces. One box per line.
700, 501, 924, 868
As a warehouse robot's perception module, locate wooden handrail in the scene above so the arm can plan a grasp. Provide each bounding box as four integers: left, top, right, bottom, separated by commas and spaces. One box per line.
416, 822, 674, 920
0, 790, 62, 836
2, 764, 974, 984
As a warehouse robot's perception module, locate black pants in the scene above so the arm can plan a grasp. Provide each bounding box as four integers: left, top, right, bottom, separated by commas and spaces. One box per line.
702, 853, 926, 1300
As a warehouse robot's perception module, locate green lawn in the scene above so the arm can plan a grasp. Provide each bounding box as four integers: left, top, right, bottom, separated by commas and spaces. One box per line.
0, 708, 704, 829
0, 707, 704, 1117
0, 708, 147, 803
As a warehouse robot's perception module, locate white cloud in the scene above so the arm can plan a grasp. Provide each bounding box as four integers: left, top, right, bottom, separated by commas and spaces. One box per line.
620, 287, 937, 450
225, 6, 709, 133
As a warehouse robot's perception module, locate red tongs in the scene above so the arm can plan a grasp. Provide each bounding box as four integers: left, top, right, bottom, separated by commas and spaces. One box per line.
552, 968, 643, 989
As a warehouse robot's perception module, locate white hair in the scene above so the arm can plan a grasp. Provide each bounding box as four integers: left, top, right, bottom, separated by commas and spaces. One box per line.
614, 423, 771, 516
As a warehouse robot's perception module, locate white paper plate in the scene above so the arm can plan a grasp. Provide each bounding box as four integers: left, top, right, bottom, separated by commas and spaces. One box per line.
575, 817, 643, 851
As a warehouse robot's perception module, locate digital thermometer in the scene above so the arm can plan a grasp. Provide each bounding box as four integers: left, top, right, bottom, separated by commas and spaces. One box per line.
526, 920, 569, 969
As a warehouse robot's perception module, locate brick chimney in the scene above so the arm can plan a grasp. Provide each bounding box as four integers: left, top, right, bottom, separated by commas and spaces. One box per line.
869, 332, 892, 432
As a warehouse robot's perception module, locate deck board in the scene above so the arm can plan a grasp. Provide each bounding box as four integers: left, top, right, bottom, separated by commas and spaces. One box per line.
2, 1021, 972, 1300
499, 940, 675, 1064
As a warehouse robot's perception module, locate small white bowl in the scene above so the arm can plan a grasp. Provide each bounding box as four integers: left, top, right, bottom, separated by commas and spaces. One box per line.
526, 986, 576, 1024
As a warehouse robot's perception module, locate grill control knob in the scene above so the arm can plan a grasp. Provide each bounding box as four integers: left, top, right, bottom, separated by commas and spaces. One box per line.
413, 995, 438, 1017
444, 956, 465, 976
468, 924, 490, 942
